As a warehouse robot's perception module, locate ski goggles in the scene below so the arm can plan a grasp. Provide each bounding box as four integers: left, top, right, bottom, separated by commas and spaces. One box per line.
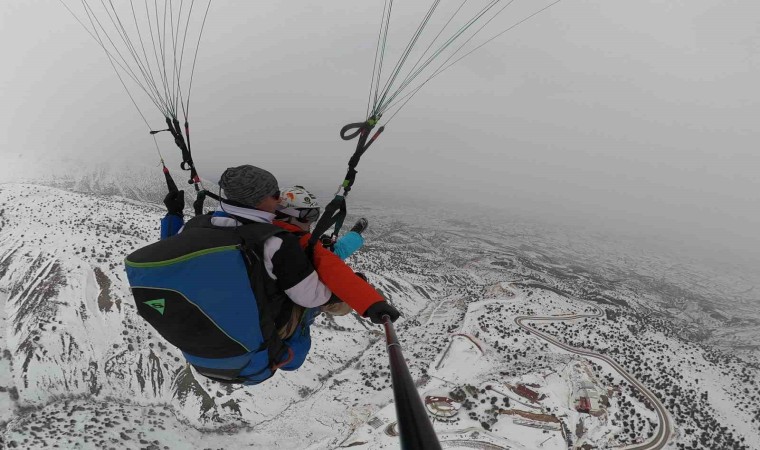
279, 206, 321, 222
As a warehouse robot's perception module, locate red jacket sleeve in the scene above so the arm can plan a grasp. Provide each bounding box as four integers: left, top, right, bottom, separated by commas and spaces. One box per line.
299, 234, 383, 316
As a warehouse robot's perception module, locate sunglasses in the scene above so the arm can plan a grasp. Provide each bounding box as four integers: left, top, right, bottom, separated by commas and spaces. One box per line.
271, 191, 281, 200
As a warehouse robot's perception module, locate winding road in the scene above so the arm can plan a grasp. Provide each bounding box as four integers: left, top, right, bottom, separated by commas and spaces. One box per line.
514, 304, 673, 450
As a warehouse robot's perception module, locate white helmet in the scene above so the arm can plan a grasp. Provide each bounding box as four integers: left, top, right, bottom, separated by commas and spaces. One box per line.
278, 185, 321, 222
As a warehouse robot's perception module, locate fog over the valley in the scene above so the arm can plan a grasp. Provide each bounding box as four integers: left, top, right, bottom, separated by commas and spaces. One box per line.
2, 0, 759, 267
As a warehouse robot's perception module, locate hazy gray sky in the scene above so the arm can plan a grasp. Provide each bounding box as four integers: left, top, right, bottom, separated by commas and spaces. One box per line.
2, 0, 759, 262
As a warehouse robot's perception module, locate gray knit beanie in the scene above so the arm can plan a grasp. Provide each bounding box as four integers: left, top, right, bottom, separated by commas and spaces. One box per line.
219, 165, 279, 207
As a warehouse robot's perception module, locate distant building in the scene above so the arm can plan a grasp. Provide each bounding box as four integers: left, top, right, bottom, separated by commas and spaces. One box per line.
573, 382, 603, 415
368, 417, 384, 429
513, 384, 543, 403
559, 419, 573, 448
576, 396, 591, 413
424, 396, 461, 421
513, 418, 561, 431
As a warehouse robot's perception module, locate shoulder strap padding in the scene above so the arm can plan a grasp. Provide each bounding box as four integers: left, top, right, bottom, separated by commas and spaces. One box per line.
230, 222, 293, 371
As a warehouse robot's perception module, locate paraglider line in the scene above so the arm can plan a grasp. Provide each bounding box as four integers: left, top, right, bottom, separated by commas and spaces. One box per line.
383, 0, 566, 124
103, 0, 170, 115
380, 0, 511, 113
372, 0, 394, 114
375, 0, 442, 115
175, 0, 196, 120
77, 0, 168, 115
388, 0, 469, 108
185, 0, 211, 120
378, 0, 505, 114
366, 0, 389, 119
127, 0, 170, 114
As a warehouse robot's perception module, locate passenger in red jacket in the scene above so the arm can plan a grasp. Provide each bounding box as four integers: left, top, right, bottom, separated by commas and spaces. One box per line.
273, 185, 397, 337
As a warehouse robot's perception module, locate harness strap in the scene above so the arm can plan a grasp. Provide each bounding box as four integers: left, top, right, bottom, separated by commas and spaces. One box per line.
307, 195, 346, 259
154, 116, 201, 186
234, 222, 291, 371
194, 189, 257, 217
198, 189, 246, 208
306, 119, 384, 256
165, 117, 201, 185
156, 117, 205, 214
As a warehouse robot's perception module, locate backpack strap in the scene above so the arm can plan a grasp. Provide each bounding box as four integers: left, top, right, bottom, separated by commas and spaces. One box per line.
182, 213, 214, 229
234, 223, 292, 374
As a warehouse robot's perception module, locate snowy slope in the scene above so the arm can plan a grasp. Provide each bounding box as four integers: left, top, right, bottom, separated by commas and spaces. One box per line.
0, 182, 451, 448
0, 179, 759, 449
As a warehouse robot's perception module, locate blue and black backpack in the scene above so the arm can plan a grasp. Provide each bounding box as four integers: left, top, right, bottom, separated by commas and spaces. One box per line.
125, 215, 303, 385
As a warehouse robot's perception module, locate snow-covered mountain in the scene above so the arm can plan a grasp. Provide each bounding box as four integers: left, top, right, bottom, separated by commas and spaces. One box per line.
0, 150, 216, 206
0, 171, 759, 449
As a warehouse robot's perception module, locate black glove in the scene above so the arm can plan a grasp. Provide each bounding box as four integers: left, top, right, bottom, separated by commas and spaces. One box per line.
163, 190, 185, 217
320, 234, 336, 250
364, 301, 401, 324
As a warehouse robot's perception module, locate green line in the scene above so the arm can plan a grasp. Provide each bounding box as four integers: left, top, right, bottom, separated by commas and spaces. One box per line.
125, 245, 239, 268
131, 285, 250, 352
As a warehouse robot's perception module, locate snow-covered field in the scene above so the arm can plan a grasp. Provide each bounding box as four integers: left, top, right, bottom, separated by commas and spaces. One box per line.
1, 179, 759, 449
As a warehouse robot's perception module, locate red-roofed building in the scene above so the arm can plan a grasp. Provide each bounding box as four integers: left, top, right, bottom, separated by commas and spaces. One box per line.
514, 384, 541, 403
576, 396, 591, 413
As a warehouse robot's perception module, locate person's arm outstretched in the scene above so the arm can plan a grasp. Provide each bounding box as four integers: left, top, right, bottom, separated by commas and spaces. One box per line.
311, 241, 399, 322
